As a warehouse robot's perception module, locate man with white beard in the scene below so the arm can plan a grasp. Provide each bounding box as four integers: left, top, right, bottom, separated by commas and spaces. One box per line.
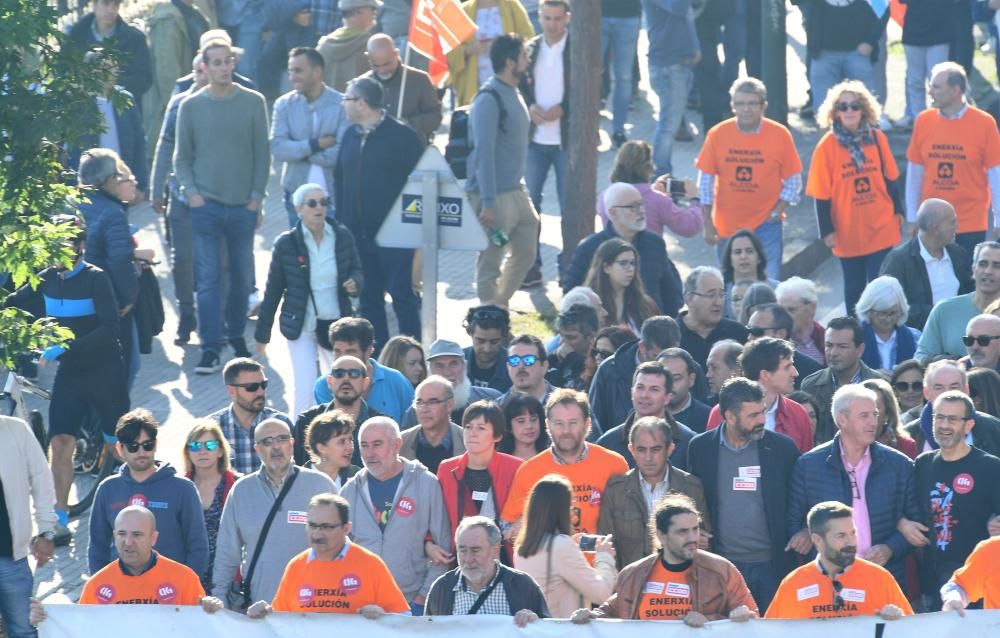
400, 340, 501, 429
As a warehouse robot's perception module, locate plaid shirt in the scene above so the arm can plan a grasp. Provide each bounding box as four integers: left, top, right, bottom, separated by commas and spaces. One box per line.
452, 562, 509, 615
207, 405, 293, 475
310, 0, 341, 39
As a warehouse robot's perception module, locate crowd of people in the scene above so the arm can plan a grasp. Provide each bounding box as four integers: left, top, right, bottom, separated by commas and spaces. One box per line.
4, 0, 1000, 636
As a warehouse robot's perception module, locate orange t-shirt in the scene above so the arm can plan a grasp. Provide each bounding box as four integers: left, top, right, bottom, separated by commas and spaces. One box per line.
765, 558, 913, 619
271, 543, 410, 613
79, 553, 205, 605
949, 536, 1000, 609
636, 560, 694, 620
806, 131, 901, 258
500, 445, 628, 534
907, 107, 1000, 233
696, 118, 803, 237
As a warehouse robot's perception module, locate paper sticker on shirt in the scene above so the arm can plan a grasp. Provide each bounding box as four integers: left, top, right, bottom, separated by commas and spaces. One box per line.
395, 497, 416, 517
341, 574, 362, 595
738, 466, 761, 478
298, 584, 315, 607
666, 582, 690, 598
96, 584, 116, 604
589, 489, 603, 506
796, 584, 819, 601
953, 473, 974, 494
841, 588, 866, 603
643, 581, 666, 595
733, 477, 757, 491
156, 583, 178, 605
472, 490, 489, 502
129, 493, 148, 507
287, 510, 307, 524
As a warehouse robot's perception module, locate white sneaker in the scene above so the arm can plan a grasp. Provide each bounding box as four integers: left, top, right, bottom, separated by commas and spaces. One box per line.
879, 114, 893, 131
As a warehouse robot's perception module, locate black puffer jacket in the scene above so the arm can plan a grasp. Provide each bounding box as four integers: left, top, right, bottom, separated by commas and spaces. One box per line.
255, 218, 363, 343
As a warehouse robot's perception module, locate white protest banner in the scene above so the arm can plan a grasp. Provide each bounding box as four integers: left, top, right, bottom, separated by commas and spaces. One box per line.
39, 605, 1000, 638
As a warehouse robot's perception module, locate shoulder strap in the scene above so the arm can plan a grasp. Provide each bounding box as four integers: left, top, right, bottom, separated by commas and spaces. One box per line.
243, 467, 300, 600
479, 87, 507, 134
872, 130, 889, 181
467, 567, 504, 615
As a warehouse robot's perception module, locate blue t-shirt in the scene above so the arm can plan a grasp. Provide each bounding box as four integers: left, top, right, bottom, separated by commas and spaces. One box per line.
313, 359, 414, 422
367, 472, 403, 531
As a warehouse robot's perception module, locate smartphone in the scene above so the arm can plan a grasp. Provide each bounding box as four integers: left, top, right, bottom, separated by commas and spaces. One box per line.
578, 534, 599, 551
668, 178, 687, 197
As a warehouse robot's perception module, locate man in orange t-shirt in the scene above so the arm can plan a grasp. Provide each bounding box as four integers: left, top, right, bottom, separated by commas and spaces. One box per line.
501, 389, 628, 537
248, 493, 410, 619
695, 78, 802, 280
941, 536, 1000, 613
766, 501, 912, 620
906, 62, 1000, 273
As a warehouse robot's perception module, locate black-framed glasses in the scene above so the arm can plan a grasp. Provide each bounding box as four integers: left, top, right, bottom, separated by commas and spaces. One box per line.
343, 96, 361, 102
508, 354, 538, 367
188, 440, 220, 452
832, 579, 845, 611
612, 201, 645, 213
122, 439, 156, 453
962, 334, 1000, 347
893, 381, 922, 392
303, 197, 330, 209
330, 368, 365, 379
229, 380, 268, 392
746, 325, 777, 337
690, 290, 726, 301
256, 434, 292, 447
414, 397, 448, 408
307, 521, 347, 531
933, 413, 971, 425
835, 101, 863, 112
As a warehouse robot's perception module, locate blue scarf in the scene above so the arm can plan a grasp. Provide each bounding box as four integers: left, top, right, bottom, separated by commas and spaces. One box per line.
861, 322, 916, 370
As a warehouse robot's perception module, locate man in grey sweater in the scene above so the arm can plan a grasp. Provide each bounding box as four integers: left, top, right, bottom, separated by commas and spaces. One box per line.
174, 38, 270, 374
211, 419, 335, 607
466, 34, 540, 308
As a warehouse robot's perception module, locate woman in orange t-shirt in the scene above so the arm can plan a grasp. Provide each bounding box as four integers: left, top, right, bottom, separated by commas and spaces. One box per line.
806, 80, 903, 316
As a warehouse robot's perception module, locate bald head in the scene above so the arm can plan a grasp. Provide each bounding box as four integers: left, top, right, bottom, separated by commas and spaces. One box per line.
917, 198, 956, 231
115, 505, 156, 532
916, 198, 958, 250
603, 182, 642, 210
367, 33, 395, 54
366, 33, 399, 78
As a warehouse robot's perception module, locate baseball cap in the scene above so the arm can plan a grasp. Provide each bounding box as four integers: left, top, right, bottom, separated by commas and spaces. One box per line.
426, 340, 464, 360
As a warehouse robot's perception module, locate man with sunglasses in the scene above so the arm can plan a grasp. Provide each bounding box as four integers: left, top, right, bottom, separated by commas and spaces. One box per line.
497, 335, 555, 407
206, 358, 293, 475
766, 501, 911, 619
960, 314, 1000, 372
89, 409, 209, 579
212, 418, 336, 608
746, 304, 822, 388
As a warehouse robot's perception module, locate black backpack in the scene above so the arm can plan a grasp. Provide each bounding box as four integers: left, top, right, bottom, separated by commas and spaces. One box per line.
445, 87, 506, 180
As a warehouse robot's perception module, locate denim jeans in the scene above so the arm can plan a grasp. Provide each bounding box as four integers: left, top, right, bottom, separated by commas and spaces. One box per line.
903, 44, 949, 120
525, 141, 567, 271
600, 16, 641, 136
191, 200, 257, 353
840, 246, 891, 317
809, 50, 875, 111
357, 241, 421, 351
695, 0, 737, 130
166, 195, 195, 322
729, 559, 780, 613
0, 557, 36, 638
649, 63, 693, 175
715, 220, 783, 280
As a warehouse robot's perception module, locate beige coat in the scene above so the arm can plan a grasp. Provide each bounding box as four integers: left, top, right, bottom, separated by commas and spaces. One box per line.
514, 533, 617, 618
0, 416, 56, 560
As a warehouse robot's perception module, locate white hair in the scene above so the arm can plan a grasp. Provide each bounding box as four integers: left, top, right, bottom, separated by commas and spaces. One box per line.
292, 182, 327, 208
855, 276, 909, 327
415, 374, 454, 398
358, 416, 402, 441
602, 182, 641, 211
561, 286, 602, 313
774, 276, 818, 305
831, 384, 877, 422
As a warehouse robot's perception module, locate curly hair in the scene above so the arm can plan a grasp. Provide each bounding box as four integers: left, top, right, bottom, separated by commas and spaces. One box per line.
817, 79, 881, 129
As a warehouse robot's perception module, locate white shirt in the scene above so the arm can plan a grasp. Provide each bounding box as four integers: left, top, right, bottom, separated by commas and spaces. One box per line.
640, 470, 670, 512
531, 32, 567, 146
96, 96, 120, 154
875, 330, 897, 370
919, 236, 960, 305
303, 222, 339, 332
764, 394, 780, 432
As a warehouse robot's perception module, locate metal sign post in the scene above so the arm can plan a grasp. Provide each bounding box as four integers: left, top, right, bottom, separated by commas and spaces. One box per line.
377, 146, 487, 347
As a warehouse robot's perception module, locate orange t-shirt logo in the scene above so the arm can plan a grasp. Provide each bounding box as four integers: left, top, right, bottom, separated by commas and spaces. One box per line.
156, 583, 177, 604
96, 585, 116, 604
298, 584, 315, 606
341, 574, 362, 595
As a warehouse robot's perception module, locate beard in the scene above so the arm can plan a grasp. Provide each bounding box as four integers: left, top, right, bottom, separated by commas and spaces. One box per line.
453, 376, 471, 409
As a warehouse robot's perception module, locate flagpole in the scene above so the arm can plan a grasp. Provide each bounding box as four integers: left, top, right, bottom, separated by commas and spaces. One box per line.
397, 40, 411, 120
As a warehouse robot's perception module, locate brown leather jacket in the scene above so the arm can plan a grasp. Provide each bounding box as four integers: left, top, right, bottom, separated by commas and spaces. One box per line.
592, 551, 757, 620
596, 466, 711, 570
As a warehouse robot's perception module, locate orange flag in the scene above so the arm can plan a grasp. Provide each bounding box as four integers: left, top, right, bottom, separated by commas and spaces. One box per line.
408, 0, 477, 87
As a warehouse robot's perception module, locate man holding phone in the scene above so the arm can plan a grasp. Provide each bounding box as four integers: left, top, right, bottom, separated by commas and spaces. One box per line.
695, 77, 802, 280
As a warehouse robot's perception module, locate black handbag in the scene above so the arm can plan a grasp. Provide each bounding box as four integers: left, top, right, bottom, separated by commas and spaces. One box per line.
308, 289, 334, 351
873, 130, 904, 217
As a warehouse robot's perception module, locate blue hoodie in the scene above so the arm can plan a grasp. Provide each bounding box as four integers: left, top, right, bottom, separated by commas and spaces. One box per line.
88, 462, 209, 578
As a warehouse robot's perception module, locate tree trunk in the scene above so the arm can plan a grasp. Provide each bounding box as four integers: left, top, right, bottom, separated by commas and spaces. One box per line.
561, 1, 601, 271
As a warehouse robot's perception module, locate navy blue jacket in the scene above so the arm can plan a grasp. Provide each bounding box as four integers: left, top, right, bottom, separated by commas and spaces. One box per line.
587, 339, 640, 435
787, 434, 918, 584
561, 222, 684, 317
78, 189, 138, 308
687, 426, 801, 574
68, 89, 149, 193
67, 14, 153, 102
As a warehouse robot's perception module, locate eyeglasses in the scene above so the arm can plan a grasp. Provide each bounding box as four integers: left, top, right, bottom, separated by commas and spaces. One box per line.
188, 440, 220, 452
612, 258, 637, 269
893, 381, 923, 392
870, 309, 899, 320
122, 439, 156, 453
414, 397, 448, 408
591, 348, 614, 360
746, 325, 777, 337
732, 100, 764, 109
846, 468, 861, 500
256, 434, 292, 447
612, 201, 645, 213
303, 197, 330, 208
329, 368, 365, 379
343, 96, 361, 102
691, 290, 726, 301
962, 334, 1000, 347
933, 413, 971, 425
832, 579, 845, 612
229, 380, 268, 392
835, 101, 863, 112
307, 521, 347, 531
508, 354, 538, 367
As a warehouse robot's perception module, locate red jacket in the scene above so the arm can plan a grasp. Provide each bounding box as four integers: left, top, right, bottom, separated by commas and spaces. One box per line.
706, 395, 814, 453
437, 451, 523, 535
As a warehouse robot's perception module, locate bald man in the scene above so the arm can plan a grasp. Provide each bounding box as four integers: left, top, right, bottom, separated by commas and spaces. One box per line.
880, 198, 972, 330
562, 182, 684, 316
359, 34, 441, 142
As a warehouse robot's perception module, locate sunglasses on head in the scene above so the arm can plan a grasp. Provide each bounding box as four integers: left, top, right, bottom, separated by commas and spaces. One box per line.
303, 197, 330, 208
508, 354, 538, 367
330, 368, 365, 379
962, 334, 1000, 347
122, 439, 156, 453
229, 380, 268, 392
471, 307, 508, 322
893, 381, 922, 392
835, 101, 863, 112
188, 440, 220, 452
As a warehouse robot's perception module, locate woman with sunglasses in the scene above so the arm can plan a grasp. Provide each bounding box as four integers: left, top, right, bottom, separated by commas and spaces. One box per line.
855, 276, 921, 373
807, 80, 903, 316
862, 378, 918, 460
584, 238, 659, 335
254, 183, 364, 416
183, 420, 240, 591
891, 359, 926, 420
499, 393, 551, 461
304, 410, 360, 491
